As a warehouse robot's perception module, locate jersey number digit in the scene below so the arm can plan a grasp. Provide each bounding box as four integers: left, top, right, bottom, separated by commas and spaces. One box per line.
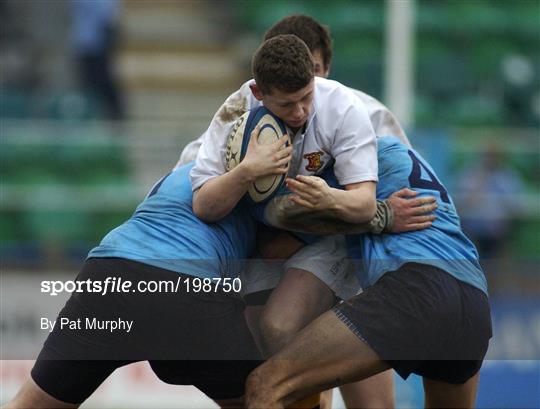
407, 151, 450, 203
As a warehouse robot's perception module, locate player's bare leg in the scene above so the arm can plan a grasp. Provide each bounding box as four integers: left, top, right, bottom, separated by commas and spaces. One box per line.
258, 268, 335, 408
2, 378, 78, 409
259, 268, 335, 357
339, 370, 395, 409
245, 310, 390, 409
423, 371, 480, 409
258, 268, 395, 409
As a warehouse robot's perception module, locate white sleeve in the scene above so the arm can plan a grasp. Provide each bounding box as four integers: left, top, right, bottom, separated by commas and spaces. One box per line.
351, 88, 411, 147
189, 117, 233, 191
332, 99, 378, 186
189, 82, 253, 191
175, 137, 203, 169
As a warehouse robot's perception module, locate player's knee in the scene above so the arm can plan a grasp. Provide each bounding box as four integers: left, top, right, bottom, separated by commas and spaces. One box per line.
259, 311, 299, 350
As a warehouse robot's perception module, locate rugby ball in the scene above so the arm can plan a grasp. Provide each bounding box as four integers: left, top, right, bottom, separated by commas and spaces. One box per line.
225, 106, 290, 203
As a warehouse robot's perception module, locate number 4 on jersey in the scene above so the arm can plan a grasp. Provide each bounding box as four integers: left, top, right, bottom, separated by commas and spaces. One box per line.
407, 151, 450, 204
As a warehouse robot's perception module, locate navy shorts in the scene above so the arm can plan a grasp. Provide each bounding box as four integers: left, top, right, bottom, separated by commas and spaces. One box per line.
31, 258, 262, 403
334, 263, 492, 384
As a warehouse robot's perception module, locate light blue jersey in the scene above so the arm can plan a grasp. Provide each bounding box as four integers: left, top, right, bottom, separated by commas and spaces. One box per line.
88, 163, 256, 279
347, 136, 487, 294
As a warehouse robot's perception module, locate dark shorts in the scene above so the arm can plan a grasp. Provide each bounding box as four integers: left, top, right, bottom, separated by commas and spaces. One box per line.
334, 263, 492, 384
31, 258, 262, 403
243, 289, 274, 306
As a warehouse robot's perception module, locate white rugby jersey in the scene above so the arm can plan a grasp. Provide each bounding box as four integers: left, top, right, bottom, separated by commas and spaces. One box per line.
350, 89, 410, 146
190, 77, 399, 191
177, 81, 409, 170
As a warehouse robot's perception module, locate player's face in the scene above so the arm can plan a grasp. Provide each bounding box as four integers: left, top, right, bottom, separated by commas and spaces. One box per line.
312, 49, 330, 78
258, 80, 315, 131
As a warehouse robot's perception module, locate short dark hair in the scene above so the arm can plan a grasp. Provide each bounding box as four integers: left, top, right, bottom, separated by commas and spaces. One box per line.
252, 34, 314, 95
263, 14, 333, 72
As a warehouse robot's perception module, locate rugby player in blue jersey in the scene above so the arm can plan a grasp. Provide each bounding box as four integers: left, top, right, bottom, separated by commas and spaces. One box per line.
4, 163, 261, 409
245, 136, 492, 409
179, 18, 436, 408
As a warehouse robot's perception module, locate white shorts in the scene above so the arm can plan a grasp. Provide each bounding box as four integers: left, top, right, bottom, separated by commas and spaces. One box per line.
240, 235, 361, 301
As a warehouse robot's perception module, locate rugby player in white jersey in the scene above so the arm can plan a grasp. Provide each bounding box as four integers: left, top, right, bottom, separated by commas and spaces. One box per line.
187, 30, 436, 408
178, 15, 410, 164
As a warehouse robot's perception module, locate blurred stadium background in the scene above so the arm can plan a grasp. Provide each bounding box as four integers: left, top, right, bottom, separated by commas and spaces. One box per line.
1, 0, 539, 408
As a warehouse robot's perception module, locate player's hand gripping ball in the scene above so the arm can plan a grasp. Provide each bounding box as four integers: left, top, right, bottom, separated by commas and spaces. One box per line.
225, 106, 290, 203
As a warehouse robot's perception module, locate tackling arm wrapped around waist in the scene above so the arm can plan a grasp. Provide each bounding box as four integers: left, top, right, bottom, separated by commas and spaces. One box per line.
263, 194, 394, 235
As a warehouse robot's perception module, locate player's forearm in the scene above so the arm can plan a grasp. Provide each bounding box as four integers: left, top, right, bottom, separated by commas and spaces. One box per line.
192, 165, 254, 222
264, 197, 393, 235
329, 184, 377, 224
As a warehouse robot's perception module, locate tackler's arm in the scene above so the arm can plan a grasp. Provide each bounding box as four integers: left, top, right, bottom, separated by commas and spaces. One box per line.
263, 195, 394, 235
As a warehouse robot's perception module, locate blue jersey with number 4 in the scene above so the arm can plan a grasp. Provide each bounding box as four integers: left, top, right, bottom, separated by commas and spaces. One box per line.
347, 136, 487, 294
88, 163, 256, 278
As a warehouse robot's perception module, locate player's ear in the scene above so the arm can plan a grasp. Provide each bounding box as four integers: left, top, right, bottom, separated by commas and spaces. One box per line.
250, 83, 264, 101
322, 64, 330, 78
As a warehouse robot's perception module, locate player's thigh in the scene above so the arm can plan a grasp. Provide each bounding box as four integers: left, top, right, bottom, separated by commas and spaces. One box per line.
423, 371, 480, 409
260, 267, 335, 338
339, 370, 395, 409
246, 310, 390, 407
